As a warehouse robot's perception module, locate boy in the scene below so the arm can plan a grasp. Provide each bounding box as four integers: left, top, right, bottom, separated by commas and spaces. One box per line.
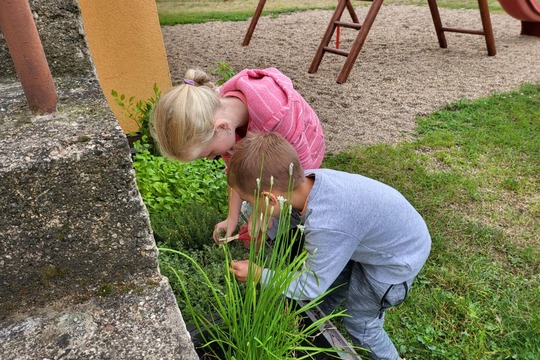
229, 132, 431, 360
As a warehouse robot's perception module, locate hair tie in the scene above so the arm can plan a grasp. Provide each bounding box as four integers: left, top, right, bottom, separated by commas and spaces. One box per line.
183, 79, 195, 86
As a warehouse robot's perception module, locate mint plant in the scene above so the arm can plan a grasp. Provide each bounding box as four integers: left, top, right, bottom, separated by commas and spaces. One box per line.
111, 83, 160, 155
132, 144, 228, 215
210, 62, 236, 86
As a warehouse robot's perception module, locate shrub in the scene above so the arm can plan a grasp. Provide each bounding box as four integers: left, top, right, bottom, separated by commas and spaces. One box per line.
112, 84, 160, 155
132, 144, 228, 215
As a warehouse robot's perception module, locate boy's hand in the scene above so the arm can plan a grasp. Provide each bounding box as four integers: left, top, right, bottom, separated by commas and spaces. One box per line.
230, 260, 261, 283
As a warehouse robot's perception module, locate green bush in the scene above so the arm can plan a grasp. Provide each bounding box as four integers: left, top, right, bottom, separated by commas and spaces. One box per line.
112, 84, 160, 155
151, 204, 224, 251
153, 205, 249, 324
132, 144, 228, 215
159, 242, 250, 324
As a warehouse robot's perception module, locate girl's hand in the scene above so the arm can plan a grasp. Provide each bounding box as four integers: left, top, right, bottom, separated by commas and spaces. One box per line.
213, 218, 238, 242
243, 215, 272, 250
230, 260, 261, 283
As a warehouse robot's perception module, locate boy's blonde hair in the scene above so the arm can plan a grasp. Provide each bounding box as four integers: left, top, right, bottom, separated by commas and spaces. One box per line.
228, 132, 304, 196
151, 69, 220, 161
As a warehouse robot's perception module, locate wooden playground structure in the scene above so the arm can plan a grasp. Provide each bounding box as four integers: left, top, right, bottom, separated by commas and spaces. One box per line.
243, 0, 496, 84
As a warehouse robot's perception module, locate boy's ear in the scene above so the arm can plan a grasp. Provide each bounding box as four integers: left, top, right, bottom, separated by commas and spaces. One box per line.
260, 191, 279, 206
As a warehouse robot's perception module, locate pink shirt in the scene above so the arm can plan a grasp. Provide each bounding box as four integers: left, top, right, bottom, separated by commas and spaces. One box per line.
219, 68, 325, 170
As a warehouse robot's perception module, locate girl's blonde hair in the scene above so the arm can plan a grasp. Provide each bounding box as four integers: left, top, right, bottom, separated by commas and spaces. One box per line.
151, 69, 220, 161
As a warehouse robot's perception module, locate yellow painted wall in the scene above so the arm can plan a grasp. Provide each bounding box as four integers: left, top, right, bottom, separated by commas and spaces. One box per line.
78, 0, 172, 134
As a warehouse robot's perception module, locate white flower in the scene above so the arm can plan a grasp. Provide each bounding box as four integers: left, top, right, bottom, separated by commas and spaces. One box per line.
296, 224, 305, 234
288, 204, 292, 215
277, 196, 286, 207
256, 178, 261, 189
289, 163, 294, 176
270, 175, 274, 187
265, 195, 269, 207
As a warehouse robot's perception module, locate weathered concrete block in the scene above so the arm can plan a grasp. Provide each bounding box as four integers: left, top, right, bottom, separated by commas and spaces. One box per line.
0, 77, 198, 359
0, 76, 154, 311
0, 278, 197, 360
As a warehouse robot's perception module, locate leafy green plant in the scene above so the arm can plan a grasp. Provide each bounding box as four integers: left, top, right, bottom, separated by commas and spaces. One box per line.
151, 203, 224, 251
159, 242, 249, 324
210, 62, 237, 86
150, 203, 250, 325
111, 84, 160, 154
132, 144, 228, 215
160, 177, 353, 359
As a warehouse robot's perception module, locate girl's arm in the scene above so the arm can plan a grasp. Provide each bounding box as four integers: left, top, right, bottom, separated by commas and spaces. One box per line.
213, 186, 243, 241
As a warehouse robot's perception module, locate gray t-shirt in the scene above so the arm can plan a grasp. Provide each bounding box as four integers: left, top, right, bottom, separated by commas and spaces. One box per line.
262, 169, 432, 300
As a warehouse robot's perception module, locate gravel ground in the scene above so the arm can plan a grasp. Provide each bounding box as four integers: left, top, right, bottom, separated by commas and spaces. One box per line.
162, 5, 540, 155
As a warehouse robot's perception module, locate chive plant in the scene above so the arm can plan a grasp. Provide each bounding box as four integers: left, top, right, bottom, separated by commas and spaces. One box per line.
160, 171, 352, 359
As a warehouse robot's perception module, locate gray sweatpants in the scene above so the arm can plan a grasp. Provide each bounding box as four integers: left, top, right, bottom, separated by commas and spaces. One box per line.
318, 261, 413, 360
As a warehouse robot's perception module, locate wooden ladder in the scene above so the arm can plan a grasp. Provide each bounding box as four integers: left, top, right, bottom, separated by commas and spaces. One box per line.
309, 0, 496, 83
427, 0, 496, 56
243, 0, 360, 46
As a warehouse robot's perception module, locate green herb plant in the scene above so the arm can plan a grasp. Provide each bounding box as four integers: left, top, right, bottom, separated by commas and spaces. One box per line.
153, 203, 250, 323
111, 83, 160, 154
210, 62, 237, 86
160, 171, 354, 359
132, 144, 228, 215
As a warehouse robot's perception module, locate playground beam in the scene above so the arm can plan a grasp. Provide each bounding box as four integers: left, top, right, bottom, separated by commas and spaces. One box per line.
0, 0, 57, 114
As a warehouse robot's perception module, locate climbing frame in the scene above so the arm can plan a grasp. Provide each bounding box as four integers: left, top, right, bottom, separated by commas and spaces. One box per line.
243, 0, 496, 84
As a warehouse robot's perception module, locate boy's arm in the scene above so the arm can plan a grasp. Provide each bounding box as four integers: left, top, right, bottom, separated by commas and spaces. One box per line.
261, 229, 359, 300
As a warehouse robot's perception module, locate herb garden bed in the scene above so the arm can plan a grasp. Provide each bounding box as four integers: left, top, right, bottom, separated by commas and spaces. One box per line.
188, 301, 361, 360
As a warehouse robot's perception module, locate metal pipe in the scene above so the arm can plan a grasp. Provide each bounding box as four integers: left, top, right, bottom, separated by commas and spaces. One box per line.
0, 0, 57, 114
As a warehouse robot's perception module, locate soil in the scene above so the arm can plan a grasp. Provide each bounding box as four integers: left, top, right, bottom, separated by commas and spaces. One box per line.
162, 5, 540, 155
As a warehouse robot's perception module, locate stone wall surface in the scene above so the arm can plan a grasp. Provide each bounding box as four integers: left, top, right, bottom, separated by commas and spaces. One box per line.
0, 76, 153, 311
0, 278, 196, 360
0, 77, 198, 359
0, 0, 94, 79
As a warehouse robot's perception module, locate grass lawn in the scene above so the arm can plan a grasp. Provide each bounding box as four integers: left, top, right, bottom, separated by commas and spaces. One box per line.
156, 0, 504, 25
323, 84, 539, 359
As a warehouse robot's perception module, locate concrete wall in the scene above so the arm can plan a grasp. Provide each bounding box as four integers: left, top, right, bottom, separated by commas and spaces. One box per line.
0, 78, 155, 311
0, 77, 198, 360
0, 1, 196, 358
0, 0, 93, 78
